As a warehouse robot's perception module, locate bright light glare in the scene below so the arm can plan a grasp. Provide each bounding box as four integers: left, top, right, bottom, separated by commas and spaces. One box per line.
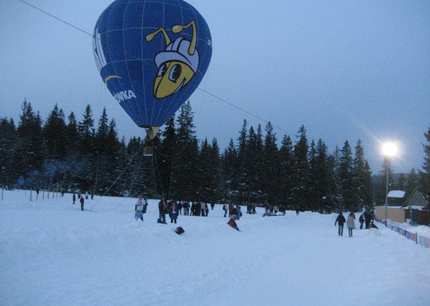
381, 141, 399, 158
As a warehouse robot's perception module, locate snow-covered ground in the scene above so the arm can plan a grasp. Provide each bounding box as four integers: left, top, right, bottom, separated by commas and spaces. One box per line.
1, 190, 430, 306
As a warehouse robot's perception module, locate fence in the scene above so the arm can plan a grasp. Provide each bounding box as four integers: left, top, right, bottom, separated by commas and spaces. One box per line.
376, 218, 430, 249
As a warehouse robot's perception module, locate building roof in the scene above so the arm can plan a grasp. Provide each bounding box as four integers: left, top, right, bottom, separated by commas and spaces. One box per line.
388, 190, 406, 199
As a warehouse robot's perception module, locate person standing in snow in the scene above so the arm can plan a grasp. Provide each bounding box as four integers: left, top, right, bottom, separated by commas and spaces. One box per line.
364, 211, 372, 229
72, 193, 76, 205
183, 201, 190, 216
231, 205, 238, 220
228, 203, 234, 217
347, 212, 356, 237
79, 195, 85, 211
177, 201, 183, 215
135, 196, 145, 222
359, 213, 365, 229
335, 212, 346, 236
236, 205, 242, 220
200, 202, 206, 217
158, 198, 167, 224
169, 200, 179, 224
222, 204, 228, 218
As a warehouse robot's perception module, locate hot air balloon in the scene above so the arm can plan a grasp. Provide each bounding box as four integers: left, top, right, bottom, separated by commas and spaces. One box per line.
93, 0, 212, 145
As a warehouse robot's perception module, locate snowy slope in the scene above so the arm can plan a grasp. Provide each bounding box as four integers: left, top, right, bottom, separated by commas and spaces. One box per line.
1, 190, 430, 306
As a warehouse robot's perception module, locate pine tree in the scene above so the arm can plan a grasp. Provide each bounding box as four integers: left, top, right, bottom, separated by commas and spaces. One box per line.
158, 117, 176, 197
353, 140, 372, 210
338, 141, 357, 212
94, 117, 121, 195
292, 125, 310, 211
65, 112, 80, 154
222, 139, 238, 200
43, 104, 67, 159
209, 138, 222, 203
170, 102, 199, 201
279, 135, 294, 209
423, 127, 430, 206
244, 126, 259, 203
95, 108, 109, 154
79, 105, 95, 155
326, 153, 339, 212
236, 120, 249, 203
15, 101, 44, 182
77, 105, 96, 191
313, 139, 332, 212
0, 118, 17, 186
197, 138, 220, 202
262, 122, 279, 206
308, 140, 319, 211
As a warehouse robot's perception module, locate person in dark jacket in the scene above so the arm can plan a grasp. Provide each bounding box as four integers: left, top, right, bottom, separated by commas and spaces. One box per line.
158, 199, 167, 224
79, 195, 85, 211
359, 213, 365, 229
231, 205, 238, 219
183, 201, 190, 216
335, 212, 346, 236
72, 193, 76, 205
177, 202, 183, 215
364, 211, 372, 229
236, 205, 242, 220
228, 203, 234, 217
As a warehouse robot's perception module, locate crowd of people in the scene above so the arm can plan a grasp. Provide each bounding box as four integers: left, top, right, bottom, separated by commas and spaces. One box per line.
70, 193, 381, 238
335, 210, 378, 237
155, 199, 216, 224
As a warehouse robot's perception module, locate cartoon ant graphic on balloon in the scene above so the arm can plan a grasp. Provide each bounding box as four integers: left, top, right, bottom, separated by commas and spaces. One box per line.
146, 21, 199, 99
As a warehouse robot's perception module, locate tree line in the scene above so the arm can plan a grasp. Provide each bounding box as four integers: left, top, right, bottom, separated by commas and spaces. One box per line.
0, 100, 429, 211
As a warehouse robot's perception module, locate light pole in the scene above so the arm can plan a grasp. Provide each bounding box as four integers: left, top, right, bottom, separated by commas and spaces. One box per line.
381, 141, 399, 226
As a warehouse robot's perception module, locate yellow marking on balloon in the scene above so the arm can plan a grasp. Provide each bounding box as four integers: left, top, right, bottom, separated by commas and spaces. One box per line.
104, 75, 122, 83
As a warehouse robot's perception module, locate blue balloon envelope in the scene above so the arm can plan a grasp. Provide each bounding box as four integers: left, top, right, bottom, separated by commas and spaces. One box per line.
93, 0, 212, 129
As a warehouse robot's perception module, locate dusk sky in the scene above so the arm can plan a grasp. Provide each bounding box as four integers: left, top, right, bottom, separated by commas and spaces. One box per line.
0, 0, 429, 173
